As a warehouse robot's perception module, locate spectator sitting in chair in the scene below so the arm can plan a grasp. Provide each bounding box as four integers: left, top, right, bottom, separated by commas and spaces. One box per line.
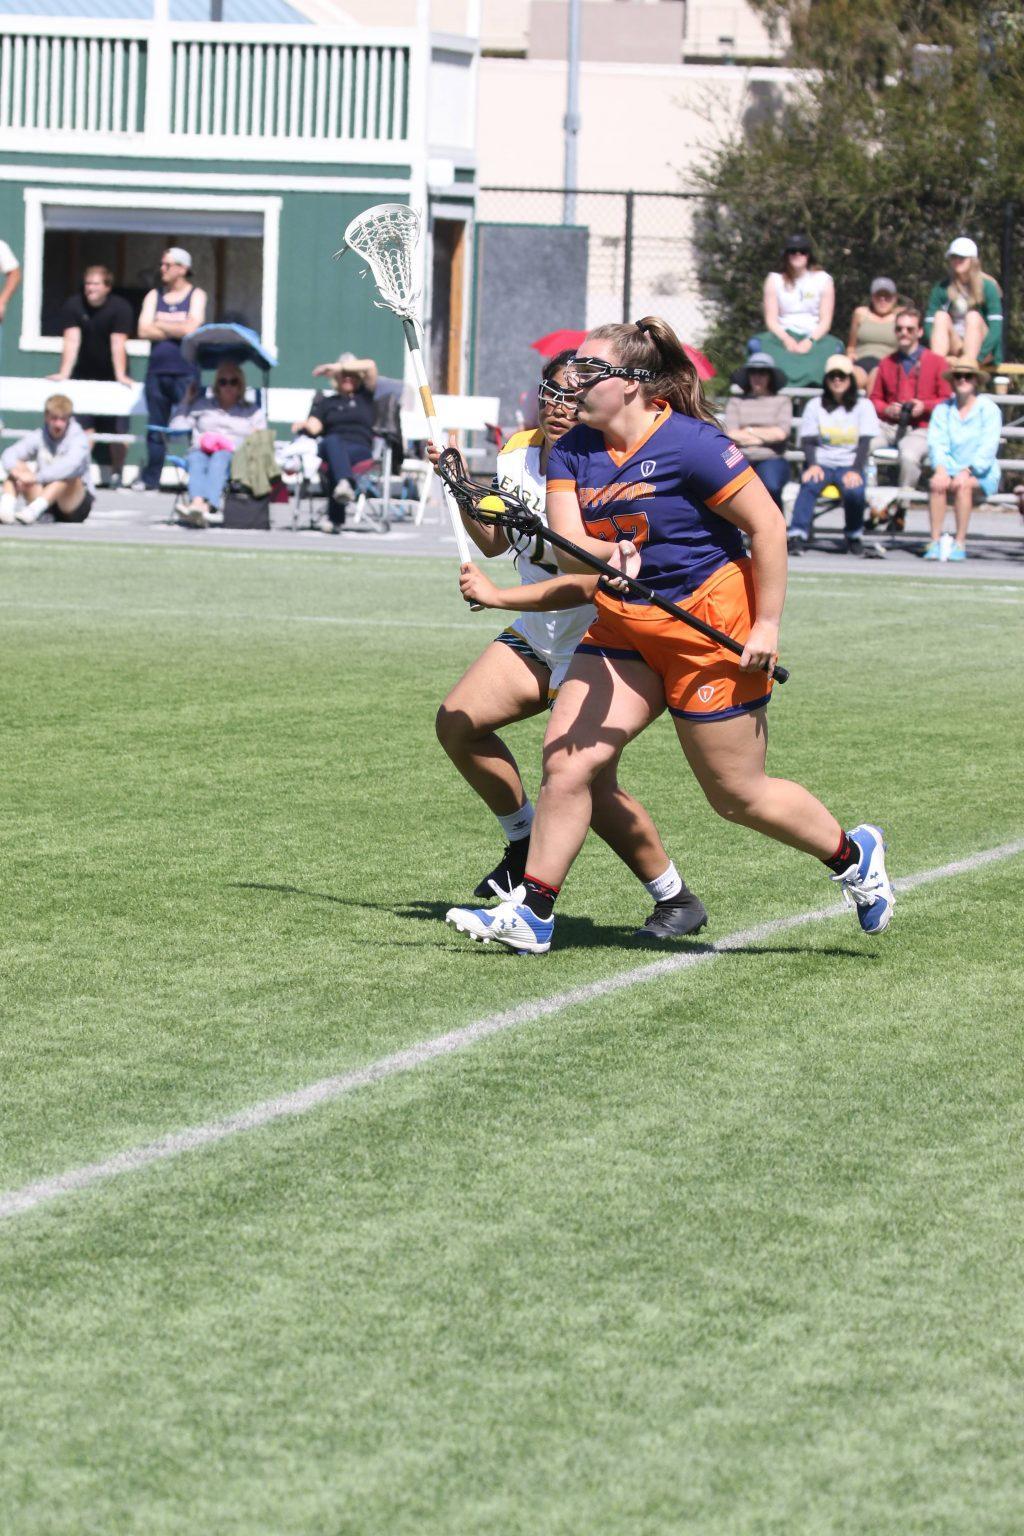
292, 351, 379, 534
0, 394, 93, 525
755, 232, 843, 389
868, 305, 951, 529
925, 237, 1003, 367
723, 351, 792, 511
787, 354, 880, 556
924, 356, 1001, 562
846, 276, 900, 390
170, 363, 267, 527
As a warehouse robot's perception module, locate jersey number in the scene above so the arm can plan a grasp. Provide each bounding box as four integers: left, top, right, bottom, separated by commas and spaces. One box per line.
586, 511, 650, 547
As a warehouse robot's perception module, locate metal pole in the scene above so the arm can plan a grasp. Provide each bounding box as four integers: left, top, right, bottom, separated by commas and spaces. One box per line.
562, 0, 581, 225
1001, 199, 1014, 349
622, 189, 635, 322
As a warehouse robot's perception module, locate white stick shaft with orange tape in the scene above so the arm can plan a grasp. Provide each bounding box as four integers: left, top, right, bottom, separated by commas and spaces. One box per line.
402, 317, 472, 564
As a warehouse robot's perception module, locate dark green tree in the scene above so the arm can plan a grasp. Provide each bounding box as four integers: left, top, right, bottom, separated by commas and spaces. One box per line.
693, 0, 1024, 369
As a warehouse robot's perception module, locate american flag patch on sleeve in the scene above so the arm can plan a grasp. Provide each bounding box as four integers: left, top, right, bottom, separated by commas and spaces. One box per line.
722, 443, 745, 469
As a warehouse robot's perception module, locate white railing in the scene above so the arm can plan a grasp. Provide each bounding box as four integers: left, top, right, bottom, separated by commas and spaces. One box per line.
0, 28, 145, 135
0, 17, 435, 155
168, 38, 408, 142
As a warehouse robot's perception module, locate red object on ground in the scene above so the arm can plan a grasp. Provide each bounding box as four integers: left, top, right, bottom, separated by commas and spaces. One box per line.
530, 327, 715, 379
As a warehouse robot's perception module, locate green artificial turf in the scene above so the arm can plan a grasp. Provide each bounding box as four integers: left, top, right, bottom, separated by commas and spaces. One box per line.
1, 542, 1022, 1534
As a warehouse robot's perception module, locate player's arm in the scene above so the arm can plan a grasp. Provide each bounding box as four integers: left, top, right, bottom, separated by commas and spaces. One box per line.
710, 475, 787, 673
136, 290, 166, 342
48, 325, 81, 380
459, 562, 598, 611
545, 486, 617, 571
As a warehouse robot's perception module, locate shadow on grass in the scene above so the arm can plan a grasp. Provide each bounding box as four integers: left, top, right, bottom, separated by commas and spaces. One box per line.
230, 884, 876, 960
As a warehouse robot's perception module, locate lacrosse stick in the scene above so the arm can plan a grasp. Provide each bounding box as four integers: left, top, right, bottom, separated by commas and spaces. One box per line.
336, 203, 472, 564
433, 449, 789, 684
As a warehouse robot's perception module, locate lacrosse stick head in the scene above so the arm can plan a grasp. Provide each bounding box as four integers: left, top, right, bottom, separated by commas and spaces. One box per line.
337, 203, 422, 322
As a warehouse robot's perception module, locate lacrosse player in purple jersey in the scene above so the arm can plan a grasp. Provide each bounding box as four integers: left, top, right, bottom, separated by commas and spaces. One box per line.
433, 351, 708, 940
446, 317, 895, 955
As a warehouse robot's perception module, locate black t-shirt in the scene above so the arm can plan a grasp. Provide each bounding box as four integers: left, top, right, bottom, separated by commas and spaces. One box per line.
310, 387, 375, 452
58, 291, 134, 380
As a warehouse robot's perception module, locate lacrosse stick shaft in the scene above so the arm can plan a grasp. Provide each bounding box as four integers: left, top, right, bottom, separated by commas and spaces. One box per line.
401, 317, 473, 564
501, 514, 789, 684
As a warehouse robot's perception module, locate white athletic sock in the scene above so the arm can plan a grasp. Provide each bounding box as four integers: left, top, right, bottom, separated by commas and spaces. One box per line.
645, 861, 683, 902
497, 800, 534, 842
17, 496, 49, 524
0, 492, 16, 523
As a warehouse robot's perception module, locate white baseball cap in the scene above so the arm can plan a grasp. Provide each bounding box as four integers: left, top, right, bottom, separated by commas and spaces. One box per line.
946, 236, 978, 259
164, 246, 193, 268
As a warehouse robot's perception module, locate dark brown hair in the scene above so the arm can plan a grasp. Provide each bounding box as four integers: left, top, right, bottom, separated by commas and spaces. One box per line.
586, 316, 717, 426
895, 305, 923, 326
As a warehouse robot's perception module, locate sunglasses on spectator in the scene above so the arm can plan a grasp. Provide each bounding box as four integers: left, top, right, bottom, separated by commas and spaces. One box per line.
825, 371, 849, 382
895, 323, 919, 332
217, 377, 243, 389
567, 357, 654, 388
538, 380, 576, 407
952, 371, 976, 380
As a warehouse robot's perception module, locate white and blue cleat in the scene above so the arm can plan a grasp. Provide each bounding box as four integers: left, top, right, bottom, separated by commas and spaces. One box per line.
832, 823, 895, 934
445, 886, 554, 954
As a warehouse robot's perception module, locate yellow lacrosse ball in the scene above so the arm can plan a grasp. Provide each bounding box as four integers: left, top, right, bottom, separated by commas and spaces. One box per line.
476, 494, 506, 521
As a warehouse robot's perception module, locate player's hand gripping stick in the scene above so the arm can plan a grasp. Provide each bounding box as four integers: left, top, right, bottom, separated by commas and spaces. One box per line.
435, 450, 789, 685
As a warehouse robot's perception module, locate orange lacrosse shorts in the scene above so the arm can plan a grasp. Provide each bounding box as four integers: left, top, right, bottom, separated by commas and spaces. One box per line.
575, 558, 774, 721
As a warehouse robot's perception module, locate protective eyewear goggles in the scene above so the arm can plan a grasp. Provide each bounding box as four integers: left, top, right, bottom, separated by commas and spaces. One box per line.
537, 379, 577, 408
566, 357, 654, 389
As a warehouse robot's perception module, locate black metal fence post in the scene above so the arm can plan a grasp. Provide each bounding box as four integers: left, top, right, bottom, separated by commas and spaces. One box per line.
1001, 199, 1015, 353
622, 190, 635, 323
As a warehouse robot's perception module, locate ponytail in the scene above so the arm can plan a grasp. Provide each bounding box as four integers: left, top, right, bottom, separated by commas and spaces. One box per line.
586, 316, 717, 426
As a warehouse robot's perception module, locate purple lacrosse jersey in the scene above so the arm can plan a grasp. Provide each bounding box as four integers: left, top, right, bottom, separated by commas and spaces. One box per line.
546, 403, 756, 603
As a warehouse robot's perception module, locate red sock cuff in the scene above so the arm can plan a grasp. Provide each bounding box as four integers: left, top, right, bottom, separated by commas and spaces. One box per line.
524, 874, 560, 899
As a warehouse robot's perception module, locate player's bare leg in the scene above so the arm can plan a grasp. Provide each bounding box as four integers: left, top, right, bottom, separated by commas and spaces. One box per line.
674, 708, 841, 855
436, 640, 548, 813
675, 709, 894, 933
526, 653, 666, 886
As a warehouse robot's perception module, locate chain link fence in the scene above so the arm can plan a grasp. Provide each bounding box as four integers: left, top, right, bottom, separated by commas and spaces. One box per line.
478, 187, 1024, 364
477, 187, 707, 344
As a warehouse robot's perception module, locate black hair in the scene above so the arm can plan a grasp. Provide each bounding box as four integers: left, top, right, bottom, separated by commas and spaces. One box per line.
541, 348, 576, 382
821, 372, 858, 411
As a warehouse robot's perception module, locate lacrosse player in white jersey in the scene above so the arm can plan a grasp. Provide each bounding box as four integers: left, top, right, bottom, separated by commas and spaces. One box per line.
433, 352, 707, 940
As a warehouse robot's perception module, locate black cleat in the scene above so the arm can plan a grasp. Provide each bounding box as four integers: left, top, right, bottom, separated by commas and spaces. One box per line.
473, 838, 530, 900
634, 892, 709, 940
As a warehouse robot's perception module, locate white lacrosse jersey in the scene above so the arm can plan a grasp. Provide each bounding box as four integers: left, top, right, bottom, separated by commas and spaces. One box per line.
492, 428, 594, 684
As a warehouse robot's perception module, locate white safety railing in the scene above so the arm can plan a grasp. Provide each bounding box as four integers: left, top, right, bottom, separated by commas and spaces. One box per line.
168, 37, 408, 142
0, 18, 438, 155
0, 29, 145, 135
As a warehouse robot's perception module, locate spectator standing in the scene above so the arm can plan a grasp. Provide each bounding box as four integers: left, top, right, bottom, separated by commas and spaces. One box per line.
869, 306, 951, 522
137, 247, 207, 490
48, 265, 134, 487
291, 351, 379, 534
723, 351, 793, 511
926, 237, 1003, 366
0, 393, 92, 524
787, 354, 880, 555
924, 357, 1001, 561
170, 363, 267, 525
846, 277, 900, 389
757, 233, 841, 388
0, 235, 20, 327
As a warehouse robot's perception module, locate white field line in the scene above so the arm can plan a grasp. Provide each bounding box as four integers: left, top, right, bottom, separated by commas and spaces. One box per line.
0, 600, 475, 633
2, 837, 1022, 1227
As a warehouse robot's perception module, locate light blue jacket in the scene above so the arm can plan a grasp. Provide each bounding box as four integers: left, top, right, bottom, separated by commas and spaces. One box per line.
926, 394, 1002, 497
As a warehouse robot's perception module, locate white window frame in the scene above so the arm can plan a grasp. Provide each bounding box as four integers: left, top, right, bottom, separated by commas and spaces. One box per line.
20, 187, 281, 357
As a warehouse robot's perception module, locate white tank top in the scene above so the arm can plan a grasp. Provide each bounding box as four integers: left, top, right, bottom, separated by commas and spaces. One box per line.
491, 430, 594, 668
771, 268, 831, 336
